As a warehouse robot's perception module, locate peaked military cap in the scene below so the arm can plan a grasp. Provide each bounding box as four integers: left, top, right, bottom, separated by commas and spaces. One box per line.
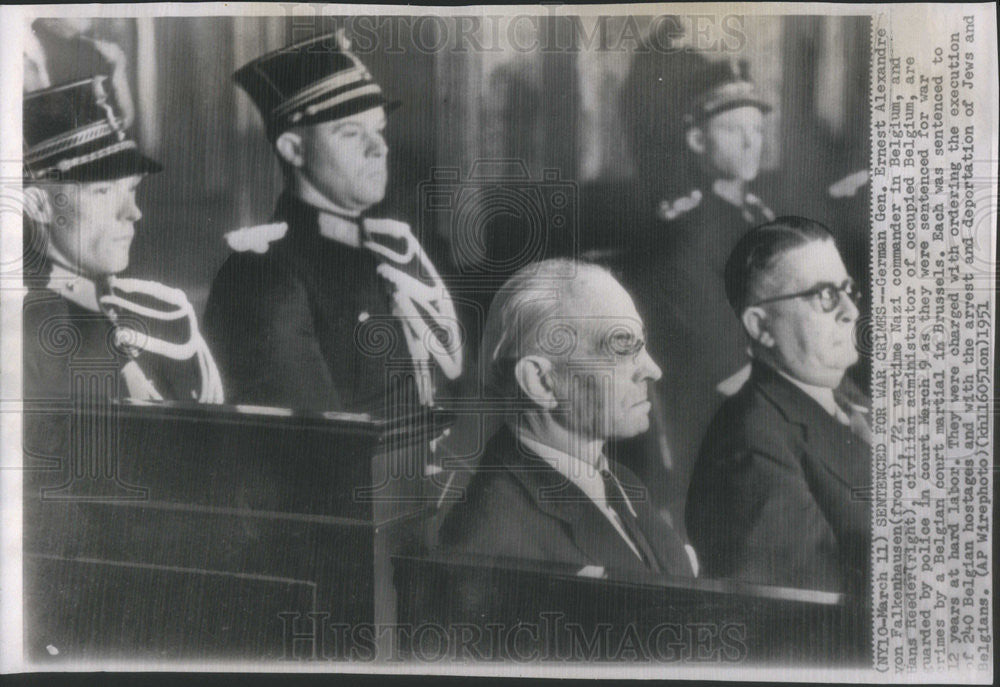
684, 58, 772, 126
234, 30, 399, 140
23, 76, 162, 182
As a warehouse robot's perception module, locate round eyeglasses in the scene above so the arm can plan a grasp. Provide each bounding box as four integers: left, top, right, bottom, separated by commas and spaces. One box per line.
752, 279, 862, 313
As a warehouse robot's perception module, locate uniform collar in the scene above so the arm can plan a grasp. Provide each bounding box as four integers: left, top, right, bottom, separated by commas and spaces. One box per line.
300, 192, 363, 248
278, 191, 364, 248
45, 262, 102, 312
711, 178, 747, 208
317, 212, 361, 248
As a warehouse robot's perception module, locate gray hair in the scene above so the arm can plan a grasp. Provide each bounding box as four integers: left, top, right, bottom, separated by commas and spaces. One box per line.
480, 259, 615, 402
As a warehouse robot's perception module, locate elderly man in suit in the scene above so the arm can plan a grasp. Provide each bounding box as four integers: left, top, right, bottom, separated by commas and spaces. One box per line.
685, 216, 871, 595
438, 260, 697, 579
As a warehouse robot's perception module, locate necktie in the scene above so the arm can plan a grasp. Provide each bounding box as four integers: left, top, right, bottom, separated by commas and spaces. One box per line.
833, 390, 872, 445
600, 469, 662, 574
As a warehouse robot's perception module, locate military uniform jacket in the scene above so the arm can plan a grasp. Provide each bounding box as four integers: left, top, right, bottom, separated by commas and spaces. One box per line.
437, 425, 696, 579
204, 193, 458, 416
685, 362, 871, 596
23, 270, 221, 476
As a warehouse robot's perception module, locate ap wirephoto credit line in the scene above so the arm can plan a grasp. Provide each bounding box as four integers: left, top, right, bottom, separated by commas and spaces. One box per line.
0, 2, 995, 681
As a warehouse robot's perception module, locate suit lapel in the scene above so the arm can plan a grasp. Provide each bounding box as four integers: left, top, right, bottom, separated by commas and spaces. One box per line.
752, 363, 871, 492
492, 427, 655, 574
611, 462, 694, 577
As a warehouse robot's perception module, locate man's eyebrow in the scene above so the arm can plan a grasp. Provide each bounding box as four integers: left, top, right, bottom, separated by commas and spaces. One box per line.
329, 120, 364, 132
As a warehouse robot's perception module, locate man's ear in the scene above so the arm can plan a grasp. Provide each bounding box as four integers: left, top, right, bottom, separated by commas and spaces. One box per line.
274, 131, 305, 168
741, 306, 775, 348
686, 126, 706, 155
514, 355, 558, 411
23, 186, 53, 225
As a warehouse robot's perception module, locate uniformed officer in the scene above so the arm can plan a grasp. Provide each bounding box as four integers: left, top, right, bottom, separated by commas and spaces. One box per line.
22, 77, 224, 495
203, 31, 462, 416
618, 58, 778, 533
656, 58, 775, 266
22, 76, 224, 407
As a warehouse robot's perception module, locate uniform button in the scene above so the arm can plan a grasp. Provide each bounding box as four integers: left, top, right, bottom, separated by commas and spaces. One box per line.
358, 311, 370, 322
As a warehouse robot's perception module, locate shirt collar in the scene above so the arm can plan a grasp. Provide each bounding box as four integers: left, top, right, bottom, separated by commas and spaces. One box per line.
516, 428, 609, 508
774, 366, 839, 418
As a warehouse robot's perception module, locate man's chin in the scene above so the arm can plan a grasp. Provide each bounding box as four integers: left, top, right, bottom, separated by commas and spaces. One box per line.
617, 418, 649, 439
841, 349, 860, 368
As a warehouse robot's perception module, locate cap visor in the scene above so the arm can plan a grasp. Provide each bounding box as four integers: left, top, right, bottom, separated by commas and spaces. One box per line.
46, 147, 163, 183
280, 92, 399, 135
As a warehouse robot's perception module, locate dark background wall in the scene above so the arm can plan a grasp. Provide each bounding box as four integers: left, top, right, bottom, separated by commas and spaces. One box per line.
33, 13, 868, 318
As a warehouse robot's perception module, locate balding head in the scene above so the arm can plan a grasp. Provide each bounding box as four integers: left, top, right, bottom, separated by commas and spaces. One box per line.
481, 259, 662, 441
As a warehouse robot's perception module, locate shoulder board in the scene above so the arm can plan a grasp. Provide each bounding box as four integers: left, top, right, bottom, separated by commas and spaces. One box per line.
745, 192, 776, 222
224, 222, 289, 254
657, 189, 702, 222
827, 169, 869, 199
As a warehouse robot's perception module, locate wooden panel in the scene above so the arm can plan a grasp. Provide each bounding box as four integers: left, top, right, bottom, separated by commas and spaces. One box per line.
392, 554, 871, 665
23, 403, 441, 662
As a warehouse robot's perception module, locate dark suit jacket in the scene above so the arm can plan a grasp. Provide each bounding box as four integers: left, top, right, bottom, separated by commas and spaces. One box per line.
685, 362, 871, 595
437, 425, 695, 578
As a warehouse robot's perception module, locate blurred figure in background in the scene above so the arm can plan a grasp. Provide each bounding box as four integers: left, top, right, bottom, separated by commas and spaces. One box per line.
657, 59, 775, 239
620, 58, 778, 534
24, 18, 135, 130
204, 31, 462, 415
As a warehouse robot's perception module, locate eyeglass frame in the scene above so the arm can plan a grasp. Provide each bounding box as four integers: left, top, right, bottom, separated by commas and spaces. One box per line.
750, 279, 862, 313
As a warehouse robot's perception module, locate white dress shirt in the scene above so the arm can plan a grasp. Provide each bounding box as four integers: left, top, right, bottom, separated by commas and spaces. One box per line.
775, 368, 852, 426
517, 432, 645, 562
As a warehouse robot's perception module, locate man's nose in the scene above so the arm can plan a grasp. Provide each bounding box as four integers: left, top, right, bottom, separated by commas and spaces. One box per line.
637, 348, 663, 382
119, 192, 141, 223
837, 290, 860, 322
366, 131, 388, 157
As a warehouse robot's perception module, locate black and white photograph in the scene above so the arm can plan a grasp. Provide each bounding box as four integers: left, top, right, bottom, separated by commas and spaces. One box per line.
0, 2, 995, 680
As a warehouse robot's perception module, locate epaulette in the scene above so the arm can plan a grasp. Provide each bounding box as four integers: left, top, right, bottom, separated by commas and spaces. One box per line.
745, 192, 776, 222
827, 170, 869, 199
223, 222, 289, 254
657, 189, 702, 222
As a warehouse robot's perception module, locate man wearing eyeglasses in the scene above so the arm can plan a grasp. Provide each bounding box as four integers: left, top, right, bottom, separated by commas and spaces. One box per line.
685, 216, 871, 595
438, 260, 697, 578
